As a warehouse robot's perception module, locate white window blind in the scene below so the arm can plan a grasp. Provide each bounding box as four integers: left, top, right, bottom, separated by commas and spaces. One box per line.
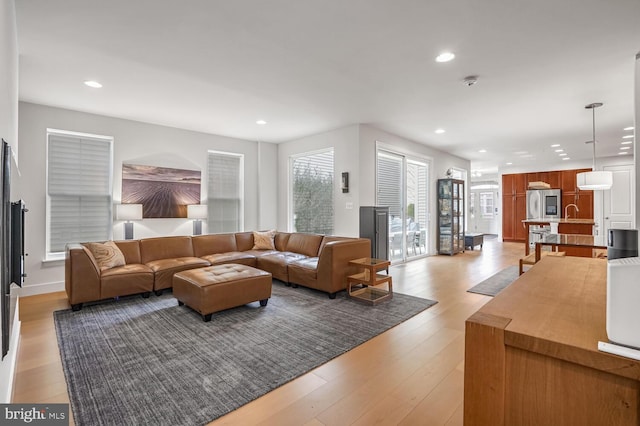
376, 151, 403, 218
291, 149, 334, 234
47, 130, 113, 256
207, 151, 243, 233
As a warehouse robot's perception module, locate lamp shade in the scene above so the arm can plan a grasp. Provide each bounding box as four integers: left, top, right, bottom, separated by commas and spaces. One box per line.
116, 204, 143, 220
576, 171, 613, 190
187, 204, 208, 219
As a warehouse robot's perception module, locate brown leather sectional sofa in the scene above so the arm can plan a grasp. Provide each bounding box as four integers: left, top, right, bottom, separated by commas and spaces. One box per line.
65, 231, 371, 310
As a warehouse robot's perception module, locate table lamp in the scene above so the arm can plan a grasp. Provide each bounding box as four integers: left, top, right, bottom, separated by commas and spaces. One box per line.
116, 204, 143, 240
187, 204, 208, 235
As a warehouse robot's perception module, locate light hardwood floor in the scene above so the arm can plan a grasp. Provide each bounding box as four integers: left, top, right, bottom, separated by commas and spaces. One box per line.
12, 238, 523, 425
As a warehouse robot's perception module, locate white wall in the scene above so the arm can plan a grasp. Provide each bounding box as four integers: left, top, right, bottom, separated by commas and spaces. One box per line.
258, 141, 278, 230
0, 0, 17, 155
635, 51, 639, 228
277, 125, 361, 236
0, 0, 19, 404
358, 125, 470, 254
18, 102, 277, 294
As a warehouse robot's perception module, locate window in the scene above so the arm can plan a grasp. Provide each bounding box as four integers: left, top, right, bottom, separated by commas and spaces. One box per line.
470, 192, 476, 217
207, 151, 243, 233
480, 192, 494, 218
46, 129, 113, 259
291, 149, 334, 234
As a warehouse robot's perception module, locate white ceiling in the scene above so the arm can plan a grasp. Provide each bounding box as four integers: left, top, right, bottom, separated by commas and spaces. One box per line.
15, 0, 640, 174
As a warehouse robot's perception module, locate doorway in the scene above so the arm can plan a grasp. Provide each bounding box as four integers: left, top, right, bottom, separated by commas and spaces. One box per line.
469, 181, 499, 234
376, 149, 430, 262
600, 164, 635, 246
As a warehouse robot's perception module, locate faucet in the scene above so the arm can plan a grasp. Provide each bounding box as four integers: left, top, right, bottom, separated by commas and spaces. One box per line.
565, 203, 579, 219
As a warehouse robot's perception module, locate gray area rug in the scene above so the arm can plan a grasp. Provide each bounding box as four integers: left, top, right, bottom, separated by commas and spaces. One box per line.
467, 265, 519, 297
54, 281, 437, 426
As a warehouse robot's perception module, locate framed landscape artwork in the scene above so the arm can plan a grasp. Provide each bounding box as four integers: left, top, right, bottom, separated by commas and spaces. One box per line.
122, 164, 201, 218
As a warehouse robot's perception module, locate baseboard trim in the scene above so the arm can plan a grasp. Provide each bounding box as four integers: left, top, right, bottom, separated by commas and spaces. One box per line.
19, 281, 65, 297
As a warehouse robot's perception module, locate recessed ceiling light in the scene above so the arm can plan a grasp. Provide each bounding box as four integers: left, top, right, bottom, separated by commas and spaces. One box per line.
619, 152, 629, 155
554, 149, 564, 152
623, 135, 634, 139
506, 162, 513, 165
624, 127, 634, 131
559, 153, 567, 156
551, 144, 561, 148
620, 146, 631, 150
84, 80, 102, 88
256, 120, 267, 125
435, 128, 446, 134
435, 52, 455, 63
478, 149, 487, 153
562, 157, 570, 161
621, 141, 633, 145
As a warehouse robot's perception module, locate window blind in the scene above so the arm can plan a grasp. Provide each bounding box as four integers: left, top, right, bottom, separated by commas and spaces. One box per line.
376, 151, 402, 217
207, 151, 243, 233
291, 149, 334, 234
47, 132, 113, 255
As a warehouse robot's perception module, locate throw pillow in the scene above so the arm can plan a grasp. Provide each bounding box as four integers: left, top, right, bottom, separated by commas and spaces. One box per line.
252, 230, 276, 250
85, 241, 126, 271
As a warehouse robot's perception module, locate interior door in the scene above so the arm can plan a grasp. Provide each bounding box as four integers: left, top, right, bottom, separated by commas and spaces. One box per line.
603, 165, 635, 239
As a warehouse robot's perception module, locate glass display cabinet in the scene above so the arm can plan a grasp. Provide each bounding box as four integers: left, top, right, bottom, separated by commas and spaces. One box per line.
437, 178, 465, 255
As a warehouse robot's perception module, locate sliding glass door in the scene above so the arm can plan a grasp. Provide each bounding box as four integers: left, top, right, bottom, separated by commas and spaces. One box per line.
377, 148, 430, 262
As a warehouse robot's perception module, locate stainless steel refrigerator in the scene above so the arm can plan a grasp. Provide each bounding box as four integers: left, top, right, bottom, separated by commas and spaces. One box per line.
526, 189, 562, 219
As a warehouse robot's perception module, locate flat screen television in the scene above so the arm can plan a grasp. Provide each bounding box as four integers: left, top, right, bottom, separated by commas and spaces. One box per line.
10, 200, 25, 287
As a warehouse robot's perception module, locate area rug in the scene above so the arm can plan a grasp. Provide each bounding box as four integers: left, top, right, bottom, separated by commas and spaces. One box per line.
467, 265, 519, 297
54, 282, 437, 426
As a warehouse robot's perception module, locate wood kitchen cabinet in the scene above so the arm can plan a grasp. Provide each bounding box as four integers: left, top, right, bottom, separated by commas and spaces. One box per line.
538, 171, 560, 188
503, 173, 526, 195
561, 168, 593, 219
524, 171, 560, 189
502, 173, 527, 242
502, 168, 593, 244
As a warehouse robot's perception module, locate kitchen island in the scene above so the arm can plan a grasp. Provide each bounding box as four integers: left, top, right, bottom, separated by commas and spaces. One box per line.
464, 256, 640, 425
522, 218, 595, 256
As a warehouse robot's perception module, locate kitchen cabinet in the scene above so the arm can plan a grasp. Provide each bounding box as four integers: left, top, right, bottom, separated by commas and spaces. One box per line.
538, 171, 560, 188
502, 168, 593, 244
561, 168, 593, 219
502, 174, 527, 242
526, 171, 561, 189
503, 173, 526, 196
514, 195, 527, 240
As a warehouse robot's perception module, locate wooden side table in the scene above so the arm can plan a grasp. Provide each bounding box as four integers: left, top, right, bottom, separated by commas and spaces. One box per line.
347, 258, 392, 305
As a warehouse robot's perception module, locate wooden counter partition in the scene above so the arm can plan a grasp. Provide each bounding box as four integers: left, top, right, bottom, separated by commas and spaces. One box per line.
464, 256, 640, 425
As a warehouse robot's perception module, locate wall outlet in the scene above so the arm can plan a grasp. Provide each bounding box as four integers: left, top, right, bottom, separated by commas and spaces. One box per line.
346, 202, 353, 209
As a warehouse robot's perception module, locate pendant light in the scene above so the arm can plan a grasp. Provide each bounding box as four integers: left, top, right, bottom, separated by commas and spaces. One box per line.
576, 102, 613, 190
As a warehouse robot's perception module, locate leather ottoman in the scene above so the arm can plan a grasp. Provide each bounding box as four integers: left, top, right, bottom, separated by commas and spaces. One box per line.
173, 264, 272, 322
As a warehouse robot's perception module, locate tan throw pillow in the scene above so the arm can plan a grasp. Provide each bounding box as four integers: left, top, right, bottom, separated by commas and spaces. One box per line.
252, 230, 276, 250
85, 241, 126, 271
